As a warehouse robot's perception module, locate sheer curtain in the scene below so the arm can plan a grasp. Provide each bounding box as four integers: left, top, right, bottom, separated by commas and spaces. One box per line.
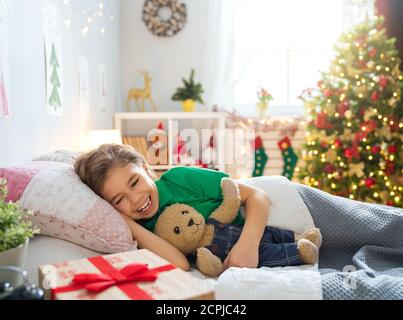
199, 0, 375, 116
197, 0, 237, 110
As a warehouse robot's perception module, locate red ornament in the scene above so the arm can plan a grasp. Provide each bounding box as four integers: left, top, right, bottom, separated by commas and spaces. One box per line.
361, 120, 377, 133
344, 143, 360, 160
334, 138, 342, 149
316, 113, 335, 129
387, 200, 395, 206
371, 91, 380, 101
320, 141, 328, 148
385, 161, 395, 175
323, 89, 333, 98
388, 145, 397, 154
365, 178, 376, 188
337, 102, 349, 117
379, 75, 389, 89
371, 145, 381, 154
324, 165, 335, 174
369, 47, 377, 58
354, 131, 368, 143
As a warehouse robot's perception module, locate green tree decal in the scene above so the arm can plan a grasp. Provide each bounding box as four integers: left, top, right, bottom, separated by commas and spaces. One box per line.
48, 42, 61, 110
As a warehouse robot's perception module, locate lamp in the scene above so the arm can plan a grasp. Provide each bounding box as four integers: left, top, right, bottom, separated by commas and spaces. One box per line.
85, 129, 122, 150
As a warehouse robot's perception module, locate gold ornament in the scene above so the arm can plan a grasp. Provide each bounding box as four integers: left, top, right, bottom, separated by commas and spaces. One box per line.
388, 97, 397, 107
364, 109, 377, 121
378, 127, 392, 140
340, 129, 352, 141
326, 149, 337, 163
348, 163, 365, 178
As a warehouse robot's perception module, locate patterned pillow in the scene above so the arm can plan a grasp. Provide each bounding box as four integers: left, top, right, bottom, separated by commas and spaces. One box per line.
0, 161, 137, 253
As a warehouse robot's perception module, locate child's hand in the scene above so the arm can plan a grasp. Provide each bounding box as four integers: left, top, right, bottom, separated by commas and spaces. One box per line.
222, 241, 259, 270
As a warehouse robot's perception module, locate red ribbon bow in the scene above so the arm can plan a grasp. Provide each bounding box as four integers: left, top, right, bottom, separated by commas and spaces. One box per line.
73, 263, 159, 293
51, 255, 176, 300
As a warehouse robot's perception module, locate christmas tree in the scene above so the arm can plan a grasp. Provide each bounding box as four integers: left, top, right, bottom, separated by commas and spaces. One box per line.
298, 16, 403, 208
49, 42, 61, 110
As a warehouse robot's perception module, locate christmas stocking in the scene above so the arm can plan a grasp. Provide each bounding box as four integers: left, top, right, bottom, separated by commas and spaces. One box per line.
278, 136, 298, 180
252, 136, 268, 177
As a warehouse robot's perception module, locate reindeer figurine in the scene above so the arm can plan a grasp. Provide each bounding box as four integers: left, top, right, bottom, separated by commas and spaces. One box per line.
126, 70, 158, 112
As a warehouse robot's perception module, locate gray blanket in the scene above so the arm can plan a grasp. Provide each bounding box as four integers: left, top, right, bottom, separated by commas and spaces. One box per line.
293, 182, 403, 300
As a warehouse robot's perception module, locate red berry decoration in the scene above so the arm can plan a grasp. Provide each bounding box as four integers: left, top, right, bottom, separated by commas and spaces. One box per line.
379, 75, 389, 89
325, 165, 335, 174
387, 200, 395, 206
334, 138, 342, 149
365, 178, 376, 188
388, 145, 397, 154
371, 145, 381, 154
371, 91, 380, 101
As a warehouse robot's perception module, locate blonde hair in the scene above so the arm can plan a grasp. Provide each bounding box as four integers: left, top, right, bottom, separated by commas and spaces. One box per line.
74, 144, 155, 197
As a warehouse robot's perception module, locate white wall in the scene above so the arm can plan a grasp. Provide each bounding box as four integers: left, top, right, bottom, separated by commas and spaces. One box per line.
120, 0, 209, 113
0, 0, 120, 167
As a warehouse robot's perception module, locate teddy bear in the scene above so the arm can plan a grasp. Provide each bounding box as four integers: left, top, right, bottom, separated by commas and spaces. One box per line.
155, 177, 322, 277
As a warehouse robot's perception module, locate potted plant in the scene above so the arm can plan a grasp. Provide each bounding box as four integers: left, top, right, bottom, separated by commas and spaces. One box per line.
256, 87, 273, 118
0, 178, 39, 270
171, 69, 205, 112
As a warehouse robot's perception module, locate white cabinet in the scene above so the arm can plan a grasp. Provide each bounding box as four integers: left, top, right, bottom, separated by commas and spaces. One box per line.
114, 112, 227, 172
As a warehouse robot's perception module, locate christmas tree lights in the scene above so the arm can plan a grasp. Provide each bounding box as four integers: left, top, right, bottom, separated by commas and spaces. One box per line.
298, 16, 402, 208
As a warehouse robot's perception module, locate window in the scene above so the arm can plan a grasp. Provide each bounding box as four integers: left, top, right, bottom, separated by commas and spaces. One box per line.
232, 0, 374, 116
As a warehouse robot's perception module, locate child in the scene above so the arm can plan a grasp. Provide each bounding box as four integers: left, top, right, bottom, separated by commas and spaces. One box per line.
74, 144, 320, 271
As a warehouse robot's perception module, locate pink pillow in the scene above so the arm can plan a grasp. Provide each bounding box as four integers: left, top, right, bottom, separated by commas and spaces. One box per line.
0, 161, 137, 253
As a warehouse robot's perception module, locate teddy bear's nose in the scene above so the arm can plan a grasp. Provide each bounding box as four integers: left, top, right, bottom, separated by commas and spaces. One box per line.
188, 219, 195, 227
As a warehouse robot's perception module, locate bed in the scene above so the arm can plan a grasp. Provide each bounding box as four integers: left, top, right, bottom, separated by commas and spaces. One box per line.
24, 176, 403, 300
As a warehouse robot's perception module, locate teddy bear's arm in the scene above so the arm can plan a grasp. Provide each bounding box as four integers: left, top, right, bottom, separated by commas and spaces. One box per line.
209, 178, 241, 224
196, 247, 224, 278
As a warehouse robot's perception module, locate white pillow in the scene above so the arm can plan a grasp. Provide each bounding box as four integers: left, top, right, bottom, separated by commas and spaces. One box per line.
238, 176, 315, 234
33, 150, 83, 166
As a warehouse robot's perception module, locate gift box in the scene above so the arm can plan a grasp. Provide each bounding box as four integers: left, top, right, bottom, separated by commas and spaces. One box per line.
38, 249, 214, 300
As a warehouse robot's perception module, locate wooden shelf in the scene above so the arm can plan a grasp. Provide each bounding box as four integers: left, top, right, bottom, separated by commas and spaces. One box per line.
114, 112, 227, 172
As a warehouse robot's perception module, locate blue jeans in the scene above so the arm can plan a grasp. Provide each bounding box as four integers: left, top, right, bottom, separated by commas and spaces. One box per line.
206, 218, 302, 268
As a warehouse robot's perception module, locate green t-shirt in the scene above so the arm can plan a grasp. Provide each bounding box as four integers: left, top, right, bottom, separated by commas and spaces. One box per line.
141, 167, 245, 231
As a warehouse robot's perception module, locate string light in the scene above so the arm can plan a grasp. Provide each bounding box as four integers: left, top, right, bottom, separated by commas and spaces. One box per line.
51, 0, 118, 36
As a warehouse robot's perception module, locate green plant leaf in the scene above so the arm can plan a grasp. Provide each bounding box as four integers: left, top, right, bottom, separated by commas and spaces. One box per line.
0, 179, 40, 252
171, 69, 205, 104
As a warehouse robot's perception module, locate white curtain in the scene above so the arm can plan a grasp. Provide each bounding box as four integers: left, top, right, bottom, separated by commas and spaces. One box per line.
197, 0, 239, 110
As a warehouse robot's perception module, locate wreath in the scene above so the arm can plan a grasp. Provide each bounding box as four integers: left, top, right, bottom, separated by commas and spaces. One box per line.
142, 0, 187, 37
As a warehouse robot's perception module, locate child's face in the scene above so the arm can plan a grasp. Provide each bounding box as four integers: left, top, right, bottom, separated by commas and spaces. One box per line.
100, 163, 159, 220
